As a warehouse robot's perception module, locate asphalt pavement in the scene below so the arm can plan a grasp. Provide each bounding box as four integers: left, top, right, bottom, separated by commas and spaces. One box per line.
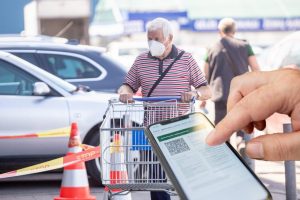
0, 160, 299, 199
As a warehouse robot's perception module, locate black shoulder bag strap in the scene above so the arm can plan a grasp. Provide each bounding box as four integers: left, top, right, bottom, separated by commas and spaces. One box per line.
220, 39, 240, 76
147, 51, 185, 97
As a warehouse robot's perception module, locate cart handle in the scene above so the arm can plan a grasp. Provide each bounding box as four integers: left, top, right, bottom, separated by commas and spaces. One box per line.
132, 96, 181, 101
133, 96, 196, 102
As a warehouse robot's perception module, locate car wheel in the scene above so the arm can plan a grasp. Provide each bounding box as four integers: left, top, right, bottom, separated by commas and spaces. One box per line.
84, 128, 102, 186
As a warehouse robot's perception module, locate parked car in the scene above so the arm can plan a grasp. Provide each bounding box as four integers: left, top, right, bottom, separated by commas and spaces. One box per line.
256, 32, 300, 133
0, 51, 120, 184
106, 41, 148, 71
0, 40, 127, 92
258, 31, 300, 71
0, 34, 69, 44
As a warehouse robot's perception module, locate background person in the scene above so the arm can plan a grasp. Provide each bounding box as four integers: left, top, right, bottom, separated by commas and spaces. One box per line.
118, 17, 211, 200
203, 17, 260, 150
206, 69, 300, 161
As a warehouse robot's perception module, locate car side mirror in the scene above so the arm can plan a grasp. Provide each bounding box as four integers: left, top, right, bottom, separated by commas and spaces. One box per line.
33, 82, 51, 96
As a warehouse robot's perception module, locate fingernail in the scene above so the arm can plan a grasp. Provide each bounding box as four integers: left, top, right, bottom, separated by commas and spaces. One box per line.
206, 129, 217, 146
246, 142, 264, 159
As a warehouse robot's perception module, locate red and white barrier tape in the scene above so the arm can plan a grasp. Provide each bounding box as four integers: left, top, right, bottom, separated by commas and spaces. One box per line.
0, 146, 101, 179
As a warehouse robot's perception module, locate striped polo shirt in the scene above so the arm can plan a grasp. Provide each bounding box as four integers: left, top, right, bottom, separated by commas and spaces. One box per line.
124, 45, 207, 97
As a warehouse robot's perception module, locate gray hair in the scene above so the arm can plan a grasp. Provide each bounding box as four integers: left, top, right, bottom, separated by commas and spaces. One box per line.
146, 18, 173, 39
218, 18, 236, 34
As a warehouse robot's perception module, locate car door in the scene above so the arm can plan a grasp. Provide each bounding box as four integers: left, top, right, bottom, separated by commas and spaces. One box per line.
0, 58, 70, 157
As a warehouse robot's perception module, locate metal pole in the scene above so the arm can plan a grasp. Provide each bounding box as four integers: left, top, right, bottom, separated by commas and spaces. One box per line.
243, 133, 255, 171
283, 123, 297, 200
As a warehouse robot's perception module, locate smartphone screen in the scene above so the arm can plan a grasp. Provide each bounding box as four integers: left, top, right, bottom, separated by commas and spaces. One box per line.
147, 113, 271, 200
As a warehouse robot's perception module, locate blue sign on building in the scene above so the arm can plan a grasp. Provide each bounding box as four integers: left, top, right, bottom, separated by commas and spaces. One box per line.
127, 11, 188, 22
123, 12, 300, 34
190, 18, 300, 32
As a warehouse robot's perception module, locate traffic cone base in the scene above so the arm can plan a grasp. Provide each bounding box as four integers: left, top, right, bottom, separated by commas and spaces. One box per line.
54, 187, 96, 200
104, 186, 132, 200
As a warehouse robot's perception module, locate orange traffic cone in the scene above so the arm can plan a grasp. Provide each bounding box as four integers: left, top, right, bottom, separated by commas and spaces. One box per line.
107, 133, 132, 200
110, 133, 128, 184
54, 122, 96, 200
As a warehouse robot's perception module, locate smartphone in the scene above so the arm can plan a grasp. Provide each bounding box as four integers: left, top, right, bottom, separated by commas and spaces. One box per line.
145, 112, 272, 200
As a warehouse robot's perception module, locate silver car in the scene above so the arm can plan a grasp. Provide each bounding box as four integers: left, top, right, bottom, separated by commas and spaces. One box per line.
0, 51, 118, 184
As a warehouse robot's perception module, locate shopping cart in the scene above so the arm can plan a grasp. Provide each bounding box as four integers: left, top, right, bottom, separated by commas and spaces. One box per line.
100, 96, 195, 199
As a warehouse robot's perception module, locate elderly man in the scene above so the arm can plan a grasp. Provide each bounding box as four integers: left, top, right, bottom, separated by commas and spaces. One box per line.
119, 17, 210, 103
118, 17, 211, 200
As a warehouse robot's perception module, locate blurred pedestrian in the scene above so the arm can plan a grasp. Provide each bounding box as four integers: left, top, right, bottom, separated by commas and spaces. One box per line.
203, 17, 260, 148
118, 17, 211, 200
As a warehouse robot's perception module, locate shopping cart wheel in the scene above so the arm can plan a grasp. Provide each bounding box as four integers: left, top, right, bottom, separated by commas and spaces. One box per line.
102, 190, 111, 200
83, 126, 102, 186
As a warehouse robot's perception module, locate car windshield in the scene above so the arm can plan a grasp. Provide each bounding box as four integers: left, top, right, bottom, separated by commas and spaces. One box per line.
118, 47, 148, 56
280, 41, 300, 67
12, 55, 77, 92
101, 52, 127, 71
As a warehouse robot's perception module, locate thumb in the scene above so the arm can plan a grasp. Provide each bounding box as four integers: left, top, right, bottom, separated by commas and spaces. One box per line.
246, 132, 300, 161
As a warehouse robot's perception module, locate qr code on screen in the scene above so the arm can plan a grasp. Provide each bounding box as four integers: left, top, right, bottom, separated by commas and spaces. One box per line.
164, 138, 190, 156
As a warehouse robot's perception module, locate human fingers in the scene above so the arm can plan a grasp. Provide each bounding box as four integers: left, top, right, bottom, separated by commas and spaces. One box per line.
206, 69, 300, 145
126, 94, 134, 103
207, 70, 300, 146
243, 123, 254, 134
242, 120, 266, 134
253, 120, 266, 131
246, 132, 300, 160
119, 94, 126, 103
227, 69, 300, 113
200, 100, 206, 108
181, 92, 191, 103
290, 103, 300, 131
119, 93, 133, 103
225, 73, 268, 134
226, 71, 270, 113
206, 84, 284, 146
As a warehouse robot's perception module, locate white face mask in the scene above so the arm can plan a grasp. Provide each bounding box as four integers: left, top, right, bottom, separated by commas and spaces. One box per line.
148, 40, 166, 57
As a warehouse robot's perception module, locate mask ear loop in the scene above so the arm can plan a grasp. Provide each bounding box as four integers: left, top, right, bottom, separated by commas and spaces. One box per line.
167, 34, 173, 45
164, 34, 173, 52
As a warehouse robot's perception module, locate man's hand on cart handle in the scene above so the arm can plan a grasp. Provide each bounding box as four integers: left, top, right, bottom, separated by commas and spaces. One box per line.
118, 85, 135, 103
196, 86, 212, 101
119, 93, 134, 103
181, 91, 197, 103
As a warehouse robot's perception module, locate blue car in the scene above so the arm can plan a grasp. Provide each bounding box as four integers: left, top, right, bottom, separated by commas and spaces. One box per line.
0, 41, 127, 92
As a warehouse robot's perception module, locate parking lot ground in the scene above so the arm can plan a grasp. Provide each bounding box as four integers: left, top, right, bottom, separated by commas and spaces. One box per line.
0, 160, 299, 199
0, 173, 177, 200
255, 160, 300, 199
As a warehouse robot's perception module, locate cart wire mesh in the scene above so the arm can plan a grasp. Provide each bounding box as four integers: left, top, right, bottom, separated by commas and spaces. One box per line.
100, 97, 194, 192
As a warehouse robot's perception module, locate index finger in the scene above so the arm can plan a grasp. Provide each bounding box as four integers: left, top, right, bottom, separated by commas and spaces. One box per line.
226, 72, 270, 133
227, 71, 270, 112
206, 84, 284, 146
